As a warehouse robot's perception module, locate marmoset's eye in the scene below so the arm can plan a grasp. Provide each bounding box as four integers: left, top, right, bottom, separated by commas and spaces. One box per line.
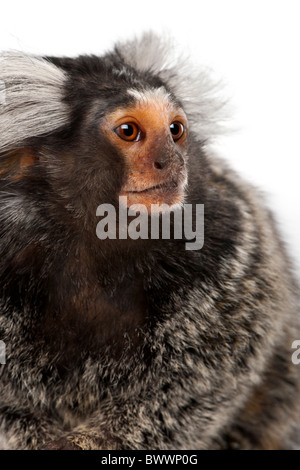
170, 121, 185, 141
115, 123, 140, 141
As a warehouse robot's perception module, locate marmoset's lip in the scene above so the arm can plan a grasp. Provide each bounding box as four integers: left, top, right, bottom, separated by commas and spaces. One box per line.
126, 179, 179, 194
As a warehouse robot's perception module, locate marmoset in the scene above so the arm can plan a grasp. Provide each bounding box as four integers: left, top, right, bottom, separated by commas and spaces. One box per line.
0, 33, 299, 450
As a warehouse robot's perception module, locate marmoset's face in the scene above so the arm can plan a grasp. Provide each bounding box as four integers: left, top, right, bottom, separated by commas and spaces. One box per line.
102, 87, 188, 211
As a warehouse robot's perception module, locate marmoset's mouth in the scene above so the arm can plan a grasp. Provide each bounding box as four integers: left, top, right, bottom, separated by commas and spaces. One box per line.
127, 179, 179, 194
120, 174, 187, 211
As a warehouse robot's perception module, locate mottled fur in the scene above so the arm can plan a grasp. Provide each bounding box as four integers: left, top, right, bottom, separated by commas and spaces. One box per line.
0, 33, 299, 450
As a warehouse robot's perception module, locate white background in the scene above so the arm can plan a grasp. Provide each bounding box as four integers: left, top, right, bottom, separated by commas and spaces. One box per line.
1, 0, 299, 276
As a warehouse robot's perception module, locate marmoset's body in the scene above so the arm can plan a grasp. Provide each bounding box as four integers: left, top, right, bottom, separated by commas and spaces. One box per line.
0, 34, 299, 450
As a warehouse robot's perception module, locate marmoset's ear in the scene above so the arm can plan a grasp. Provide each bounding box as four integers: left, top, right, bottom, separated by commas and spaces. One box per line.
0, 148, 36, 181
0, 52, 70, 175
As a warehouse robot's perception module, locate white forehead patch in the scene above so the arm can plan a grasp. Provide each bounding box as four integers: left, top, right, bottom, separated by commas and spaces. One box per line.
127, 87, 172, 105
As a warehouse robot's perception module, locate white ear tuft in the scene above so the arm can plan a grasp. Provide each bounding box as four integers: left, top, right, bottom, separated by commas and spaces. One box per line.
0, 52, 69, 152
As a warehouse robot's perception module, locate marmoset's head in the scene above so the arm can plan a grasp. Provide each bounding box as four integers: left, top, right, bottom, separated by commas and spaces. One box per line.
0, 33, 221, 226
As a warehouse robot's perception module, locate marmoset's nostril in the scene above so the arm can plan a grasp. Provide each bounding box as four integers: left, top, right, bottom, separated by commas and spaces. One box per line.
154, 161, 163, 170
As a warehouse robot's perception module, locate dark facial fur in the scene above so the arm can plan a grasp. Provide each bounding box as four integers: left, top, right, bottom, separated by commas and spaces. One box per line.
0, 33, 299, 450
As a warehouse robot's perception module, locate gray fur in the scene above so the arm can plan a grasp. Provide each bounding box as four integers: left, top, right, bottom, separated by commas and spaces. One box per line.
0, 35, 299, 451
0, 52, 69, 152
